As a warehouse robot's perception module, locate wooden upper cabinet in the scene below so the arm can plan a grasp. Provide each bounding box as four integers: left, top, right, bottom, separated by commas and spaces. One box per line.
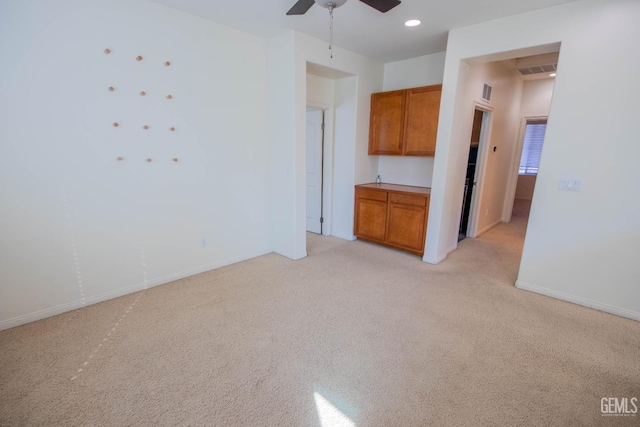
368, 84, 442, 157
403, 85, 442, 156
368, 90, 406, 155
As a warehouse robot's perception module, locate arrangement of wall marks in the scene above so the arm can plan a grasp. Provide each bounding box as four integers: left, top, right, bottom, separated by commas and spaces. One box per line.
104, 47, 180, 164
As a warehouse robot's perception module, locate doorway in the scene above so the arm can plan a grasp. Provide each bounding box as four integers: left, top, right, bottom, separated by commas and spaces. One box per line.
459, 107, 491, 241
459, 109, 482, 240
306, 108, 324, 234
510, 117, 547, 220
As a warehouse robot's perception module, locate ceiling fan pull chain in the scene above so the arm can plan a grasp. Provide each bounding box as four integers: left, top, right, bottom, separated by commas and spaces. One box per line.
329, 3, 334, 58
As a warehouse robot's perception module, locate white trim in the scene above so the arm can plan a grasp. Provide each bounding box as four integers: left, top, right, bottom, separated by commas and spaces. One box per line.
466, 103, 494, 238
423, 252, 447, 264
515, 280, 640, 322
0, 249, 272, 331
475, 218, 502, 237
305, 108, 324, 235
333, 232, 357, 241
306, 101, 335, 238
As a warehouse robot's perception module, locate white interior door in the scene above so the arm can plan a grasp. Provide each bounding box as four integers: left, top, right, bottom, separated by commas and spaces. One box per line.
306, 109, 324, 234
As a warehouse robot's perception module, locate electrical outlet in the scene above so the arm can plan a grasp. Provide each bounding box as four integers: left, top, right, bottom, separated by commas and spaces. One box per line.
200, 237, 207, 248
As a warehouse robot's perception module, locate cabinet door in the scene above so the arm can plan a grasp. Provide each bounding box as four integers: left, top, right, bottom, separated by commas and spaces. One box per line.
369, 91, 406, 155
386, 203, 427, 254
403, 85, 442, 156
355, 198, 388, 243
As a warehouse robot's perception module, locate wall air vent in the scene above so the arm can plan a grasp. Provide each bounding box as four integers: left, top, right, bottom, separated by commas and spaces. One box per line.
482, 84, 492, 101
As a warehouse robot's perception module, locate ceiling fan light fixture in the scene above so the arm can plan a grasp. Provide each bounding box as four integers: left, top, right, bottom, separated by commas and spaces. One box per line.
404, 19, 421, 27
315, 0, 348, 9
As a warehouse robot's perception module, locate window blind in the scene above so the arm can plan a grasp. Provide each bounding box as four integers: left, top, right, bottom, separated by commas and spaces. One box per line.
519, 119, 547, 175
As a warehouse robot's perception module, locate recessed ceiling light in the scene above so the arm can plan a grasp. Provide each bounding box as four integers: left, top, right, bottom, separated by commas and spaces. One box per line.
404, 19, 421, 27
550, 73, 557, 77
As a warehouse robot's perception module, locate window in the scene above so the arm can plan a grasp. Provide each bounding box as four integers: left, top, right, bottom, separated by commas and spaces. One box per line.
519, 119, 547, 175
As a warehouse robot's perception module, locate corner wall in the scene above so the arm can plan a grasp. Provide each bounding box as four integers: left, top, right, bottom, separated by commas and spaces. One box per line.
377, 52, 446, 187
269, 31, 384, 254
427, 0, 640, 320
0, 0, 272, 329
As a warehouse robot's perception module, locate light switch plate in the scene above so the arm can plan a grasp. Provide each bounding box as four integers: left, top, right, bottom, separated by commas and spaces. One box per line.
559, 178, 582, 191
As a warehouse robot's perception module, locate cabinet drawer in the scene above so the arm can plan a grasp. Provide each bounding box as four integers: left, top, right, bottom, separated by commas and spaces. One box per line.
356, 188, 388, 202
389, 193, 426, 207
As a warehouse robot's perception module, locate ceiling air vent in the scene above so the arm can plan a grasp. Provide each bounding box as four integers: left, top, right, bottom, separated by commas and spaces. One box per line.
515, 52, 559, 76
518, 63, 557, 75
482, 84, 492, 101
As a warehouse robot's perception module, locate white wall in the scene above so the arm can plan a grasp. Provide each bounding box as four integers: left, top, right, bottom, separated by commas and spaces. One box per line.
383, 52, 446, 92
377, 52, 446, 188
515, 175, 537, 200
0, 0, 272, 328
307, 74, 335, 106
330, 76, 359, 240
427, 0, 640, 320
268, 32, 298, 259
520, 78, 555, 117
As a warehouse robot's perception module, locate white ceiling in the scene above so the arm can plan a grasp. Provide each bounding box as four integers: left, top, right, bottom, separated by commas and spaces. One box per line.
148, 0, 577, 63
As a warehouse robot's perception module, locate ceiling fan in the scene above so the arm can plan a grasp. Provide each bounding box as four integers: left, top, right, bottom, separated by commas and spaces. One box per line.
286, 0, 401, 15
287, 0, 401, 58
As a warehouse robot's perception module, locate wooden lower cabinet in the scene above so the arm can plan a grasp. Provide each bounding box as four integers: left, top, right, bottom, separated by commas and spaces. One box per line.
355, 198, 388, 242
354, 183, 430, 256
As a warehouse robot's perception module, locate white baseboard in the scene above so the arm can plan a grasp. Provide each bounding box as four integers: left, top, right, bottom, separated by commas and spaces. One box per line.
0, 249, 273, 331
333, 233, 357, 241
423, 241, 458, 264
475, 219, 502, 237
516, 280, 640, 322
423, 252, 447, 265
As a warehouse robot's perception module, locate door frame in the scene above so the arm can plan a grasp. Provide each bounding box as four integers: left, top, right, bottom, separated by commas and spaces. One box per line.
466, 103, 494, 238
306, 102, 335, 236
503, 115, 548, 222
305, 108, 324, 234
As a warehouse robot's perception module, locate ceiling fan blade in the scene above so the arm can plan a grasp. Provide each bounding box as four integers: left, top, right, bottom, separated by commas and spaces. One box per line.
286, 0, 316, 15
359, 0, 401, 13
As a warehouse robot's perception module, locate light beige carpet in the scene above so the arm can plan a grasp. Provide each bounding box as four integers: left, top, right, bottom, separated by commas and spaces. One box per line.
1, 218, 639, 426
